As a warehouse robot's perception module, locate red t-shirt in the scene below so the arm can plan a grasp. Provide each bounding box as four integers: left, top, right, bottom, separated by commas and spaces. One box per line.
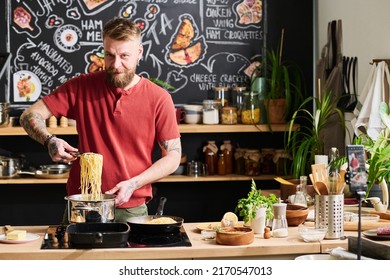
43, 72, 180, 208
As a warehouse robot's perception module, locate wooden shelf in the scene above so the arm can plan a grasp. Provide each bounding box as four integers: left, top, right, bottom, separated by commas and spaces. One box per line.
0, 124, 298, 136
0, 174, 279, 185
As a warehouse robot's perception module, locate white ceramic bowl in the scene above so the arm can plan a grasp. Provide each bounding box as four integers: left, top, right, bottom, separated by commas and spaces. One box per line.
183, 104, 203, 113
298, 224, 327, 242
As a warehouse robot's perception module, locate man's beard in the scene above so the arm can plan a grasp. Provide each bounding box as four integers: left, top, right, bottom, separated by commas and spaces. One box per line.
106, 67, 135, 89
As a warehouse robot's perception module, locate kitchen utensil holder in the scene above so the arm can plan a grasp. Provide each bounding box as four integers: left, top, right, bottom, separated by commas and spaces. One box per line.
315, 194, 344, 239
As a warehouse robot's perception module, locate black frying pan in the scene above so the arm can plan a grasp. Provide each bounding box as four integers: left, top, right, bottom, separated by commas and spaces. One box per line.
127, 197, 184, 234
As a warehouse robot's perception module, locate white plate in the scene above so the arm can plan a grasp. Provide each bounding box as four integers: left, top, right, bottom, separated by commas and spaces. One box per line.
0, 233, 40, 244
295, 254, 332, 260
13, 70, 42, 102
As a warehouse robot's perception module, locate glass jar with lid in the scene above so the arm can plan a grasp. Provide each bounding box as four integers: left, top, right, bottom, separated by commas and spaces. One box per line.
274, 149, 291, 176
244, 149, 261, 176
221, 106, 238, 125
241, 92, 260, 124
213, 86, 229, 107
202, 100, 219, 124
234, 148, 246, 175
203, 140, 218, 175
231, 86, 246, 123
261, 148, 275, 174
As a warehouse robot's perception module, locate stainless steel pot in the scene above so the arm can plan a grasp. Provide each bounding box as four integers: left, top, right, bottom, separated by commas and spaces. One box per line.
65, 194, 116, 223
0, 157, 20, 178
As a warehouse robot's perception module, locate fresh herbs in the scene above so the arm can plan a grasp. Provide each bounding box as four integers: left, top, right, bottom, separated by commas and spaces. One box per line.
235, 179, 278, 223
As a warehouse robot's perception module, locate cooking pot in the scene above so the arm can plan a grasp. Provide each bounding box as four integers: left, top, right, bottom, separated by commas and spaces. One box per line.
0, 157, 21, 178
18, 164, 70, 179
127, 197, 184, 234
65, 194, 116, 223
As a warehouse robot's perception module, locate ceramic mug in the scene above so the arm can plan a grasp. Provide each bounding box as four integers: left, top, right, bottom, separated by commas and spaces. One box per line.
175, 108, 186, 124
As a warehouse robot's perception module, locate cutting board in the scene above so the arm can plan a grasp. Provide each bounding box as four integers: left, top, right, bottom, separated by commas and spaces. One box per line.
344, 219, 390, 231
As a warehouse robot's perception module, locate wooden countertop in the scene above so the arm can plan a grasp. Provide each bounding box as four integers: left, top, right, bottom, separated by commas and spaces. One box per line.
0, 223, 358, 260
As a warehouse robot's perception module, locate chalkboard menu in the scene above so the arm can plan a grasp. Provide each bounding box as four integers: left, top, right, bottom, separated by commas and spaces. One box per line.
5, 0, 265, 105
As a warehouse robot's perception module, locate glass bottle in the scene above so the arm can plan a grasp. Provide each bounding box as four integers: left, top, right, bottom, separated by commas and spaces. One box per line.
241, 92, 260, 124
328, 147, 340, 194
293, 182, 307, 207
203, 141, 218, 175
272, 203, 288, 237
220, 140, 233, 174
217, 153, 226, 175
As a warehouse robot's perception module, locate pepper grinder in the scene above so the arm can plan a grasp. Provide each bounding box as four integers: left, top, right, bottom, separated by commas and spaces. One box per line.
272, 203, 288, 238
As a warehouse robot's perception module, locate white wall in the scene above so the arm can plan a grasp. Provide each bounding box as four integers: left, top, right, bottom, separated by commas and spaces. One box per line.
317, 0, 390, 95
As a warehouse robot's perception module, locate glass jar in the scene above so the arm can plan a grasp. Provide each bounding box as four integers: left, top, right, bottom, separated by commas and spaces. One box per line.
261, 148, 275, 174
202, 100, 219, 124
244, 149, 261, 176
241, 92, 260, 124
220, 140, 233, 174
213, 86, 229, 107
217, 153, 226, 175
234, 148, 246, 175
273, 149, 291, 176
221, 106, 238, 125
231, 86, 246, 123
203, 140, 218, 175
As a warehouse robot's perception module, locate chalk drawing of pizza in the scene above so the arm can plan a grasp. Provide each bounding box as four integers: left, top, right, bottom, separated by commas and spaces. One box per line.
166, 15, 206, 67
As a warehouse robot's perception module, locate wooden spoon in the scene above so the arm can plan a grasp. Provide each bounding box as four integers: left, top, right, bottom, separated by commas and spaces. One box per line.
315, 181, 329, 195
311, 163, 328, 184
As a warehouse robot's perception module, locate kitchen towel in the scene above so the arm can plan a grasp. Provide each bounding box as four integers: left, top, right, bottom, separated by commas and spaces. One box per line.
352, 61, 390, 140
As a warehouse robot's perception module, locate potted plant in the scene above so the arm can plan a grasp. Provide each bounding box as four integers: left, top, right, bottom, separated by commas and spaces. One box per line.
235, 179, 278, 224
264, 29, 305, 125
285, 88, 345, 178
354, 102, 390, 199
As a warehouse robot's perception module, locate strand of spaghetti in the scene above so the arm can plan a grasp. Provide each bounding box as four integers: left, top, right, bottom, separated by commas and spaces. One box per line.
79, 153, 103, 200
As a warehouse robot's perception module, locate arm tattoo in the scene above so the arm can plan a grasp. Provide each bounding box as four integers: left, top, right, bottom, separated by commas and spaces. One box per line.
159, 139, 181, 156
20, 112, 49, 145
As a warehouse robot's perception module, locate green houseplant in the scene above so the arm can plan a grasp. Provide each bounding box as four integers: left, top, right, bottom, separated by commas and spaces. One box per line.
285, 89, 345, 178
264, 30, 305, 124
354, 102, 390, 198
235, 179, 278, 223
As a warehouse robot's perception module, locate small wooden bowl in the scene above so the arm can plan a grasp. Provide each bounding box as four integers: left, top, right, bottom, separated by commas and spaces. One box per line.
286, 204, 309, 226
216, 227, 254, 246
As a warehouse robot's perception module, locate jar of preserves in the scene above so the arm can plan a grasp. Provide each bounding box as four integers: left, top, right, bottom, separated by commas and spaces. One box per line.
274, 149, 291, 176
241, 92, 260, 124
261, 148, 275, 174
221, 106, 237, 125
217, 153, 226, 175
234, 148, 246, 175
220, 140, 233, 174
202, 100, 219, 124
244, 149, 261, 176
203, 140, 218, 175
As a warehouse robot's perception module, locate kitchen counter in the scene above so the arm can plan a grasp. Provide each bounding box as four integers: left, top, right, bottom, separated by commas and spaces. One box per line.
0, 223, 368, 260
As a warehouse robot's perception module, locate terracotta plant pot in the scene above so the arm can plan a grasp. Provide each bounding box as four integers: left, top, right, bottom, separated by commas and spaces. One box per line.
264, 98, 287, 124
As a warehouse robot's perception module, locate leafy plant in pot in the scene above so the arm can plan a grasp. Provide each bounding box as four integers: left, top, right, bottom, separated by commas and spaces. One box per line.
235, 179, 278, 227
285, 88, 346, 178
353, 102, 390, 203
264, 29, 305, 126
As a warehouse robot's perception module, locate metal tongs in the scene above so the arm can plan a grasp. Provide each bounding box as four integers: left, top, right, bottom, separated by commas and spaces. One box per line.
68, 151, 82, 158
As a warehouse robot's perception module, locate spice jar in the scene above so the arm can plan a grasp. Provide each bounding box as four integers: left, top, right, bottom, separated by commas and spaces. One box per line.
241, 92, 260, 124
272, 203, 288, 238
220, 140, 233, 174
244, 149, 261, 176
202, 100, 219, 124
234, 148, 246, 175
221, 106, 237, 125
203, 140, 218, 175
261, 148, 275, 174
